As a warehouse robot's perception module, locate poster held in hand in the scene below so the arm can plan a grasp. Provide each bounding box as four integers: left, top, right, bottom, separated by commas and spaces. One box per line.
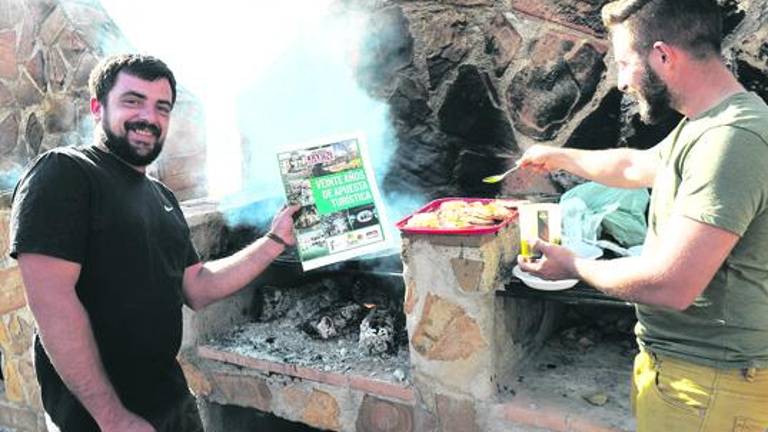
276, 133, 390, 271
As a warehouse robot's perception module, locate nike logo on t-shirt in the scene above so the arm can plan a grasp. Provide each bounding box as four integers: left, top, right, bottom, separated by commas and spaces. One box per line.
164, 205, 174, 212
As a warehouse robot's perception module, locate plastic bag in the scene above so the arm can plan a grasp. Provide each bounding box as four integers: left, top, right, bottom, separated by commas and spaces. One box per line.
560, 182, 649, 247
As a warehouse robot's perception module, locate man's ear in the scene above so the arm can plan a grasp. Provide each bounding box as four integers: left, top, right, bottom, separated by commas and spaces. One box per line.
653, 41, 674, 66
90, 97, 102, 121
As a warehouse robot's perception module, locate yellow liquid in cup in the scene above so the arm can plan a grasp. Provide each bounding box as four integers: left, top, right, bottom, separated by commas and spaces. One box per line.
520, 239, 538, 259
520, 237, 561, 259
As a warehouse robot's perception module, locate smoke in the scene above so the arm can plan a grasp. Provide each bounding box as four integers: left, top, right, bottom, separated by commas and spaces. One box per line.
0, 164, 23, 192
99, 1, 426, 244
235, 8, 393, 202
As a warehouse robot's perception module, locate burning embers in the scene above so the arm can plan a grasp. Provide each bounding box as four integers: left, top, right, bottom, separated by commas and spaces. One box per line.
267, 276, 404, 357
203, 272, 410, 382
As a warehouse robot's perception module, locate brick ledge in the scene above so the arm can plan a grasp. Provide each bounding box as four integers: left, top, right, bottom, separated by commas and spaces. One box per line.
197, 345, 415, 403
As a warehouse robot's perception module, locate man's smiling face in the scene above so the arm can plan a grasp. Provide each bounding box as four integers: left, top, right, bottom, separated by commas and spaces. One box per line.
93, 71, 173, 166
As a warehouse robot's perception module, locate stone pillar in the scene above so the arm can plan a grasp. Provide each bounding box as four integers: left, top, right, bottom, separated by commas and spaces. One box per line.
401, 220, 556, 410
0, 209, 46, 431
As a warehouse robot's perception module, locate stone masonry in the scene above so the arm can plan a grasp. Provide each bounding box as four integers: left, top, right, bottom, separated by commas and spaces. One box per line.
0, 0, 208, 201
401, 220, 559, 427
351, 0, 768, 199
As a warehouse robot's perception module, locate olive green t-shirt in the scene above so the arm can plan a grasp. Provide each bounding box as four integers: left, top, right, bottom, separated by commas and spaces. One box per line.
637, 92, 768, 369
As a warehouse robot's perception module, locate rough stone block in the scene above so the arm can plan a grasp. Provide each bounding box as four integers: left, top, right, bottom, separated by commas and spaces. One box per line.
0, 30, 16, 80
70, 52, 97, 89
207, 371, 272, 412
0, 308, 34, 355
278, 385, 309, 418
39, 6, 67, 46
25, 50, 46, 92
17, 16, 36, 61
2, 356, 24, 402
0, 399, 43, 431
0, 113, 20, 158
388, 76, 431, 125
565, 40, 606, 99
0, 0, 24, 30
46, 48, 68, 92
403, 274, 417, 315
0, 80, 14, 107
43, 95, 77, 133
15, 72, 45, 107
485, 14, 522, 77
178, 355, 212, 397
506, 32, 606, 141
16, 356, 41, 408
0, 209, 11, 262
435, 394, 479, 432
157, 151, 206, 178
57, 27, 87, 68
423, 10, 469, 89
410, 293, 487, 361
356, 394, 414, 432
355, 6, 413, 98
510, 0, 607, 37
302, 389, 341, 431
0, 266, 27, 316
450, 257, 484, 293
276, 386, 341, 430
25, 112, 44, 156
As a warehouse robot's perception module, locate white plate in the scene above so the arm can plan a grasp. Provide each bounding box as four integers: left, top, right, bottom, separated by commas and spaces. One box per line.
563, 240, 603, 260
512, 265, 578, 291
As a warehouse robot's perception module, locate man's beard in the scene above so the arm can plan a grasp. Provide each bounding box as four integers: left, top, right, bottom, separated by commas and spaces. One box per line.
99, 115, 164, 167
635, 63, 677, 125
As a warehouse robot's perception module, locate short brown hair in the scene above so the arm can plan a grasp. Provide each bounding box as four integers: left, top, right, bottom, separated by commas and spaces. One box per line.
602, 0, 722, 60
88, 54, 177, 106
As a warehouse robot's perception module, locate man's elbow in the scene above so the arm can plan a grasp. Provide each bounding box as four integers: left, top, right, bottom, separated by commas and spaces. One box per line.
183, 292, 210, 311
649, 281, 700, 311
182, 283, 211, 311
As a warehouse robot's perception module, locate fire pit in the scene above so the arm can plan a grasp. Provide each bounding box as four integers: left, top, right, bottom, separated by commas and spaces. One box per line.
179, 196, 635, 432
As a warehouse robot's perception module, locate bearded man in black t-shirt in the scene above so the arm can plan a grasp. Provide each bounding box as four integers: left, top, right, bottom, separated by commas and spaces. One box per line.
9, 54, 298, 432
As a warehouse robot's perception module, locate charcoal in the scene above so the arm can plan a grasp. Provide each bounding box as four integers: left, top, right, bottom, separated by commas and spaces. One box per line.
300, 303, 366, 340
358, 307, 397, 357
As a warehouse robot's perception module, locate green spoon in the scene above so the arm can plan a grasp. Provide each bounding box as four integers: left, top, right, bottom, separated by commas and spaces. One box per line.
482, 164, 521, 184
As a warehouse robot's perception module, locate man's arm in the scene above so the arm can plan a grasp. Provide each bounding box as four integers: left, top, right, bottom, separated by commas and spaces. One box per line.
18, 254, 154, 432
182, 205, 298, 310
518, 145, 659, 188
519, 215, 739, 310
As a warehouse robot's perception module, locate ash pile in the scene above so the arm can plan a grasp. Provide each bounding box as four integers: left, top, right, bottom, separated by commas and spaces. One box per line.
209, 274, 411, 382
256, 275, 407, 358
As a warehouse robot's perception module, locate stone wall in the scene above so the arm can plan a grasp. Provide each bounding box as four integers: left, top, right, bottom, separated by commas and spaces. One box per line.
0, 0, 208, 202
0, 1, 208, 429
351, 0, 768, 200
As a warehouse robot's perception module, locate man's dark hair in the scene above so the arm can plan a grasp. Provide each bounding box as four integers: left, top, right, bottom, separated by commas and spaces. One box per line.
88, 54, 177, 106
602, 0, 722, 60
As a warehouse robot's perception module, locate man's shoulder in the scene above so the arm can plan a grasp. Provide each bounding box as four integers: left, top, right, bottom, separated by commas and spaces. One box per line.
687, 93, 768, 148
34, 145, 100, 168
713, 93, 768, 142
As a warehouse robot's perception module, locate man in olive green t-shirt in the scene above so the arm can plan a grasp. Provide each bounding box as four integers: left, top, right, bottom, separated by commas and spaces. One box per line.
515, 0, 768, 430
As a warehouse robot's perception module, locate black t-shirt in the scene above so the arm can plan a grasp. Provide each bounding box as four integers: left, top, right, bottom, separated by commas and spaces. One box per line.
9, 145, 200, 429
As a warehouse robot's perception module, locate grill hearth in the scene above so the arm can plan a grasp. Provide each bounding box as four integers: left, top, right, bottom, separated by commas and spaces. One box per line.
180, 198, 635, 432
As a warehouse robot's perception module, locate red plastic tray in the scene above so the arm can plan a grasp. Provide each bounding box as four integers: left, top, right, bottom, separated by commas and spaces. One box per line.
395, 197, 520, 235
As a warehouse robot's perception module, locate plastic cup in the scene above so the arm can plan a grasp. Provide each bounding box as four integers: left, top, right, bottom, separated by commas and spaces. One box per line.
518, 203, 562, 258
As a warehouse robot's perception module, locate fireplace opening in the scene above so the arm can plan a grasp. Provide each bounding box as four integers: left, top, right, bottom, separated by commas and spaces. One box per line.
205, 269, 411, 385
188, 198, 413, 386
